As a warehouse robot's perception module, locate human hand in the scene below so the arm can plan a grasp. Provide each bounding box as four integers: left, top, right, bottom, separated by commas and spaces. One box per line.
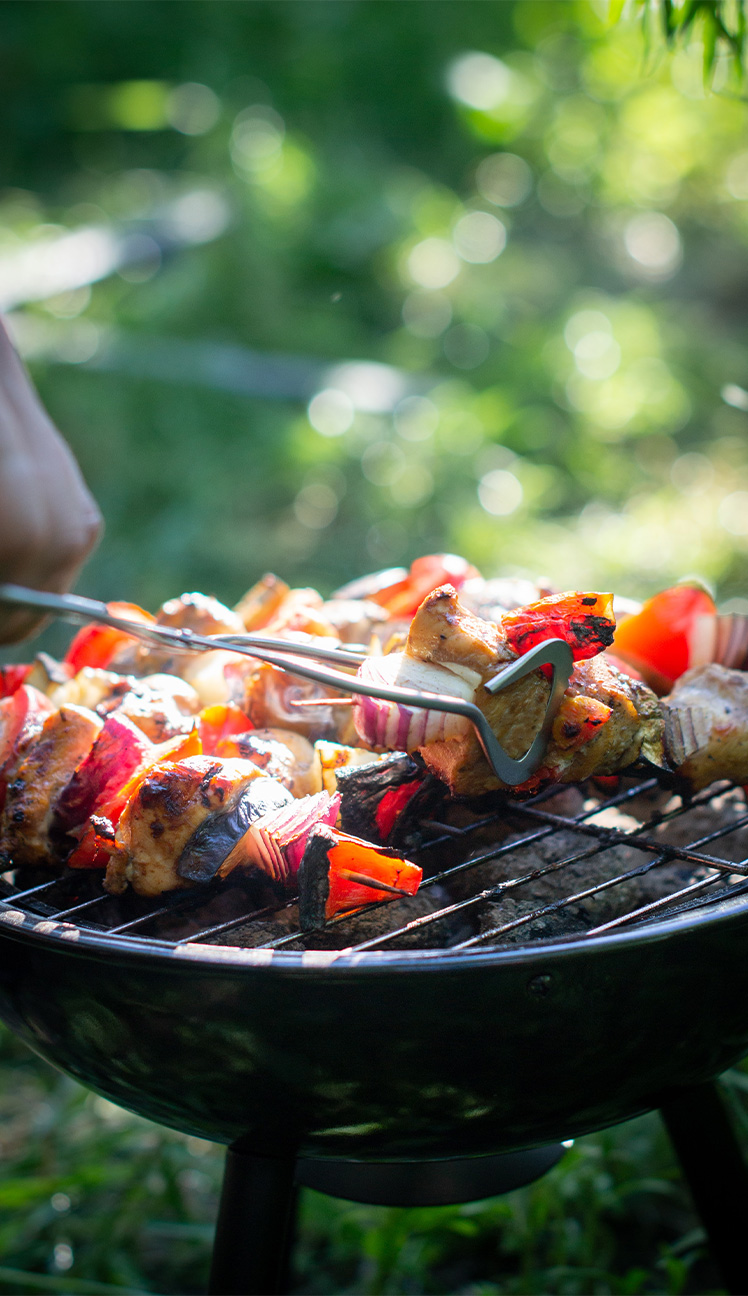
0, 318, 102, 643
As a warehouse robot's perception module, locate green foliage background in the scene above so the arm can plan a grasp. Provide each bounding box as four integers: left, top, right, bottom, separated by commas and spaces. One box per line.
5, 0, 748, 616
4, 1, 748, 1291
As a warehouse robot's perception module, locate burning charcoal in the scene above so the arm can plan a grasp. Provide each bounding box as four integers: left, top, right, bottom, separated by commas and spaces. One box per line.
208, 904, 306, 951
467, 797, 710, 947
302, 889, 454, 951
336, 752, 446, 849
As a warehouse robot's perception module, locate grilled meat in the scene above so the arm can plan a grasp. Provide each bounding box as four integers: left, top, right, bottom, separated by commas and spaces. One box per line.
662, 664, 748, 791
403, 585, 662, 796
106, 755, 275, 896
0, 704, 103, 866
214, 727, 321, 797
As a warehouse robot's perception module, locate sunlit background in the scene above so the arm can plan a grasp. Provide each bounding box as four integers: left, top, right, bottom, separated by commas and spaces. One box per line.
4, 5, 748, 1292
3, 1, 748, 621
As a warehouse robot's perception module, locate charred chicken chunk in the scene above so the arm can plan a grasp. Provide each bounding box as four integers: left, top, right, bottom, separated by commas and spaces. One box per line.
0, 704, 102, 866
97, 673, 201, 743
156, 591, 245, 638
106, 755, 274, 897
214, 727, 322, 797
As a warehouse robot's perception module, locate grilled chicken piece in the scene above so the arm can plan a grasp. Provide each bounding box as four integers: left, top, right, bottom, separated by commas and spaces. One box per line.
214, 728, 322, 797
0, 705, 103, 866
156, 591, 245, 637
405, 585, 509, 683
662, 664, 748, 791
49, 667, 127, 711
106, 755, 280, 896
406, 586, 662, 796
319, 599, 389, 644
97, 674, 201, 742
234, 573, 291, 630
111, 591, 245, 675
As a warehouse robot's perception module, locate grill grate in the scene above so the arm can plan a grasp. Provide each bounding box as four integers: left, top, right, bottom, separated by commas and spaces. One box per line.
3, 774, 748, 953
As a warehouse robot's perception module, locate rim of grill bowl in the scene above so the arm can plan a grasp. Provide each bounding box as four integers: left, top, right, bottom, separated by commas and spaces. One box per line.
2, 882, 748, 971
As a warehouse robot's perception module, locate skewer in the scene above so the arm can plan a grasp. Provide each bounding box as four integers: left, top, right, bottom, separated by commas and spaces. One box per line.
0, 583, 574, 787
337, 869, 413, 895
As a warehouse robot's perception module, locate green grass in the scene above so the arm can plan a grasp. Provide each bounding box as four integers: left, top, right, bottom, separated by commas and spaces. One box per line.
1, 1023, 743, 1294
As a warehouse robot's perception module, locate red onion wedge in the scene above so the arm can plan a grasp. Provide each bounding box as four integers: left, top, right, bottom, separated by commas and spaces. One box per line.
218, 789, 340, 883
353, 652, 475, 751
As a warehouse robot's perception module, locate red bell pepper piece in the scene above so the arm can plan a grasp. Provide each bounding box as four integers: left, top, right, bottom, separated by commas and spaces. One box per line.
67, 726, 203, 867
501, 592, 615, 663
612, 584, 716, 691
298, 825, 422, 928
375, 554, 480, 620
374, 779, 423, 839
198, 703, 253, 754
64, 601, 155, 672
0, 664, 32, 698
54, 713, 154, 833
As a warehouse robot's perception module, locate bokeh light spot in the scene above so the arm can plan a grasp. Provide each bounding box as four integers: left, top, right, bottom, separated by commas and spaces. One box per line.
670, 452, 714, 495
407, 237, 460, 289
167, 83, 220, 135
446, 52, 511, 111
444, 323, 490, 369
726, 152, 748, 200
231, 106, 285, 174
478, 468, 523, 515
294, 482, 339, 529
390, 462, 434, 506
564, 310, 611, 350
573, 331, 620, 381
453, 211, 506, 263
394, 395, 439, 441
361, 441, 406, 486
624, 212, 681, 278
476, 152, 532, 207
402, 290, 452, 337
718, 491, 748, 536
307, 388, 354, 437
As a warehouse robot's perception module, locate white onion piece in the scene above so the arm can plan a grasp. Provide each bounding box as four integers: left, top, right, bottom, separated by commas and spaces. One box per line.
181, 649, 236, 705
353, 652, 475, 751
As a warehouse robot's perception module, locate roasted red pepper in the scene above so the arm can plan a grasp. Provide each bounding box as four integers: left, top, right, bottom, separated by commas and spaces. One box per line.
67, 727, 203, 867
64, 601, 156, 672
612, 584, 716, 692
374, 554, 480, 620
0, 665, 32, 698
298, 825, 422, 928
54, 713, 154, 834
198, 703, 253, 754
501, 592, 615, 663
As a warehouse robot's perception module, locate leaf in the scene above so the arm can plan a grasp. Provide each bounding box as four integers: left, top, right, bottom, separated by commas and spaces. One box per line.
608, 0, 629, 24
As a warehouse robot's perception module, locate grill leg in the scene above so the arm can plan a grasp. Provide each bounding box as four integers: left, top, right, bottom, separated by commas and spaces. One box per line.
660, 1080, 748, 1295
208, 1146, 297, 1296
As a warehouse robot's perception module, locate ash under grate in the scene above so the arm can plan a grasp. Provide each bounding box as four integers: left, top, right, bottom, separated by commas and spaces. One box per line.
3, 775, 748, 954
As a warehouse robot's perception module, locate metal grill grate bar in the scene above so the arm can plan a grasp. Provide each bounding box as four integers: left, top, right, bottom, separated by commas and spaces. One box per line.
2, 776, 748, 953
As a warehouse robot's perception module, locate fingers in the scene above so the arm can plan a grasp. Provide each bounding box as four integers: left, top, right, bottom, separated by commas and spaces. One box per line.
0, 317, 103, 645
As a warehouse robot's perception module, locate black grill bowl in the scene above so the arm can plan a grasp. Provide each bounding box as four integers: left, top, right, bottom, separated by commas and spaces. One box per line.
0, 895, 747, 1159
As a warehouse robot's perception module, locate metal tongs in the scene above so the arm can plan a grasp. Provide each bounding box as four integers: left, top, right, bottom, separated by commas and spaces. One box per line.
0, 583, 573, 786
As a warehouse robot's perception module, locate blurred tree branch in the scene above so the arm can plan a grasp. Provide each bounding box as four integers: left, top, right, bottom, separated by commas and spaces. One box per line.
617, 0, 747, 83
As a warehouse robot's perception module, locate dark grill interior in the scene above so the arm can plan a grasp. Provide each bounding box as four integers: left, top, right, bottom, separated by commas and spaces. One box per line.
3, 775, 748, 953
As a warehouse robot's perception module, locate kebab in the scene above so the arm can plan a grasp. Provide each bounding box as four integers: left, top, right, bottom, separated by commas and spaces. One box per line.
1, 560, 747, 915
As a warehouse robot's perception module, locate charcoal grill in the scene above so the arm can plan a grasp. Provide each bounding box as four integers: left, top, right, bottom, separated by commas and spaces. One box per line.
2, 772, 748, 1292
